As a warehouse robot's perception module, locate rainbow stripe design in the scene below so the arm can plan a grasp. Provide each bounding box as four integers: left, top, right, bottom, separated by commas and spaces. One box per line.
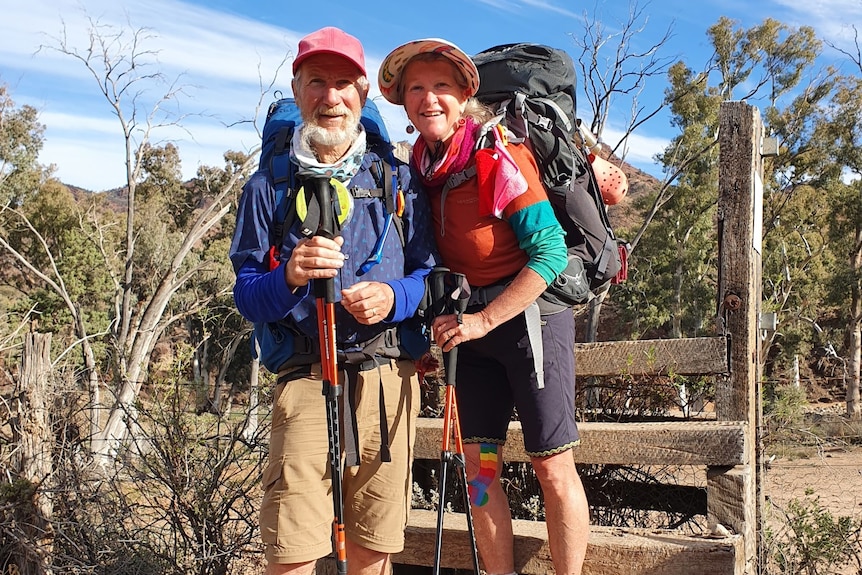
467, 443, 499, 507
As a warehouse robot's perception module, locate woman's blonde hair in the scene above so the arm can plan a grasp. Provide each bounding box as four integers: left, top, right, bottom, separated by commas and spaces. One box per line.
463, 98, 494, 125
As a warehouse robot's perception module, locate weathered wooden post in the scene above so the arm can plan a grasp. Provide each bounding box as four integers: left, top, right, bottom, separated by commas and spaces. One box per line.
11, 332, 55, 574
712, 101, 765, 575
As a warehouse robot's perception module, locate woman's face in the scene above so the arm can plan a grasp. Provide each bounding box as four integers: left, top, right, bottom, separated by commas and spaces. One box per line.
402, 58, 469, 145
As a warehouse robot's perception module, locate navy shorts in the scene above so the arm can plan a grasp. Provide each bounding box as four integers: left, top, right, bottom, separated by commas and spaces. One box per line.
455, 307, 579, 456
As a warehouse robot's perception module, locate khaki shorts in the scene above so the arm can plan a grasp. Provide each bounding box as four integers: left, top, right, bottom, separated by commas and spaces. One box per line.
261, 359, 419, 565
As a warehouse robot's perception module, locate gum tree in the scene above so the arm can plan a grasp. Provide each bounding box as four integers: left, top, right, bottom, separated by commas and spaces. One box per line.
39, 18, 259, 458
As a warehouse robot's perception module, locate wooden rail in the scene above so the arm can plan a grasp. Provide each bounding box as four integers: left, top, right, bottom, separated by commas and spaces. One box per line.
393, 418, 750, 574
414, 418, 747, 466
574, 336, 729, 377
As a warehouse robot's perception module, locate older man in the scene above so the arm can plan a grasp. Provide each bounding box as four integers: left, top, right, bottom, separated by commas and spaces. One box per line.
229, 26, 437, 575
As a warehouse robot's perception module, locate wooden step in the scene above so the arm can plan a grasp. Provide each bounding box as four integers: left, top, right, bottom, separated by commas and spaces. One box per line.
394, 509, 743, 575
414, 418, 748, 466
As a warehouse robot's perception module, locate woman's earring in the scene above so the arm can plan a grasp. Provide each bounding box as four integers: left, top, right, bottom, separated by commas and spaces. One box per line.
406, 124, 415, 134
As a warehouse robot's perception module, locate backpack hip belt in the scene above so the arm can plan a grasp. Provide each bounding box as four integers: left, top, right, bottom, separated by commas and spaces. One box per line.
281, 324, 405, 369
467, 280, 511, 308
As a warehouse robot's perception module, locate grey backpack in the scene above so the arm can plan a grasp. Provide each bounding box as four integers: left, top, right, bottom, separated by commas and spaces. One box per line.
472, 43, 623, 305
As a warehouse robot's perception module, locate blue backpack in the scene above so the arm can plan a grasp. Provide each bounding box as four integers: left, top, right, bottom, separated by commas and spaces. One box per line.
262, 97, 392, 176
253, 97, 413, 373
260, 97, 403, 267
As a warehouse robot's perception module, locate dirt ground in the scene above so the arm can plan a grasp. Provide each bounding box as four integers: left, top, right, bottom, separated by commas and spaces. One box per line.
761, 404, 862, 574
764, 445, 862, 519
764, 402, 862, 520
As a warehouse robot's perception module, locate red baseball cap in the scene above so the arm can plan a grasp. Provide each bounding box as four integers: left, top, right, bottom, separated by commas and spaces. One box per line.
292, 27, 366, 76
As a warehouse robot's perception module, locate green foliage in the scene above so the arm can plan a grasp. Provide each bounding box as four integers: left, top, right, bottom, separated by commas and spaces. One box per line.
707, 17, 821, 101
1, 20, 258, 445
0, 178, 117, 354
618, 15, 861, 393
138, 143, 190, 227
766, 497, 862, 575
759, 30, 860, 385
764, 383, 808, 430
616, 24, 725, 338
0, 477, 37, 502
0, 85, 46, 205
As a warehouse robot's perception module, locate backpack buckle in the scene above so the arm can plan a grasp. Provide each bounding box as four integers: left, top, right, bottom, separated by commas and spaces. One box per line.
528, 110, 552, 131
445, 166, 477, 190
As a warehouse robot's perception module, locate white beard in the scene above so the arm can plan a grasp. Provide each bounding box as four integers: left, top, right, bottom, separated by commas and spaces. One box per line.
302, 106, 361, 150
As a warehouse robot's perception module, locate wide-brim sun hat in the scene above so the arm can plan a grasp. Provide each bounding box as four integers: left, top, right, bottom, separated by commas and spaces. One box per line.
378, 38, 479, 105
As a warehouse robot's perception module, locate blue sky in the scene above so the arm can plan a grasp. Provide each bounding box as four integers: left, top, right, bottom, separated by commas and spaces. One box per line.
1, 0, 860, 191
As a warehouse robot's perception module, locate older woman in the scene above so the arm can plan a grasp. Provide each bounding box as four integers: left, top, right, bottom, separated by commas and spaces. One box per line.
379, 39, 590, 575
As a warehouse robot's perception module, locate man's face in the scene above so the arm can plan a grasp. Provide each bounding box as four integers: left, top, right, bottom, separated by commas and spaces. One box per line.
293, 54, 366, 149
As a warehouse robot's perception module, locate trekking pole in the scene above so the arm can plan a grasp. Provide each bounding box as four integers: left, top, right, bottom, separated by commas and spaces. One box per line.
308, 177, 348, 575
430, 270, 481, 575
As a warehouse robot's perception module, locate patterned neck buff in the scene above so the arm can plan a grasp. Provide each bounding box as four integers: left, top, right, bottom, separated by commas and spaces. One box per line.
291, 126, 367, 184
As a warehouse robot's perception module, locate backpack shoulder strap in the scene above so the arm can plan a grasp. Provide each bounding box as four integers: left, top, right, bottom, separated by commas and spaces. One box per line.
440, 115, 504, 194
271, 134, 298, 248
369, 152, 406, 248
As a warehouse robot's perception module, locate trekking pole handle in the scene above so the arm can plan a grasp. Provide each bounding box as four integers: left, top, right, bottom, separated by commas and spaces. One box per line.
429, 267, 451, 319
445, 275, 470, 387
310, 177, 337, 303
445, 347, 458, 387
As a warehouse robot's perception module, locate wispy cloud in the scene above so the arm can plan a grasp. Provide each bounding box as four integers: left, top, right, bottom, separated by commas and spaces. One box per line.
770, 0, 862, 50
0, 0, 432, 189
603, 127, 668, 169
473, 0, 583, 20
6, 0, 852, 190
1, 0, 298, 189
472, 0, 526, 16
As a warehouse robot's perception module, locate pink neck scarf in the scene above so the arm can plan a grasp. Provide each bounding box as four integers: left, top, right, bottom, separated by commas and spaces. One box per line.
411, 118, 481, 194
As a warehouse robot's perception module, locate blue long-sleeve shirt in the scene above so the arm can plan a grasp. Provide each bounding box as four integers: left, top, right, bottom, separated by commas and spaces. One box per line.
229, 143, 438, 357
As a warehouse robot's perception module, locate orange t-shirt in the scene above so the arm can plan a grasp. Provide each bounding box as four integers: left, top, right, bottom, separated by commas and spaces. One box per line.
428, 143, 548, 287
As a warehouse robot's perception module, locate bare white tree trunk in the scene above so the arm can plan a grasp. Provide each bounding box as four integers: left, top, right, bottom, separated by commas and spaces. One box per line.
200, 338, 211, 403
847, 322, 861, 420
847, 222, 862, 420
792, 355, 800, 389
243, 342, 261, 442
0, 214, 103, 447
46, 18, 261, 461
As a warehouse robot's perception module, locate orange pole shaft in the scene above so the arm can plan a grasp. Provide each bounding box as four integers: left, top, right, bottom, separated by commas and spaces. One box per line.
317, 298, 347, 569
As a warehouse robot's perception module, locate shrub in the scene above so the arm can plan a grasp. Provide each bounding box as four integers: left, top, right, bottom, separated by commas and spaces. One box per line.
765, 496, 862, 575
